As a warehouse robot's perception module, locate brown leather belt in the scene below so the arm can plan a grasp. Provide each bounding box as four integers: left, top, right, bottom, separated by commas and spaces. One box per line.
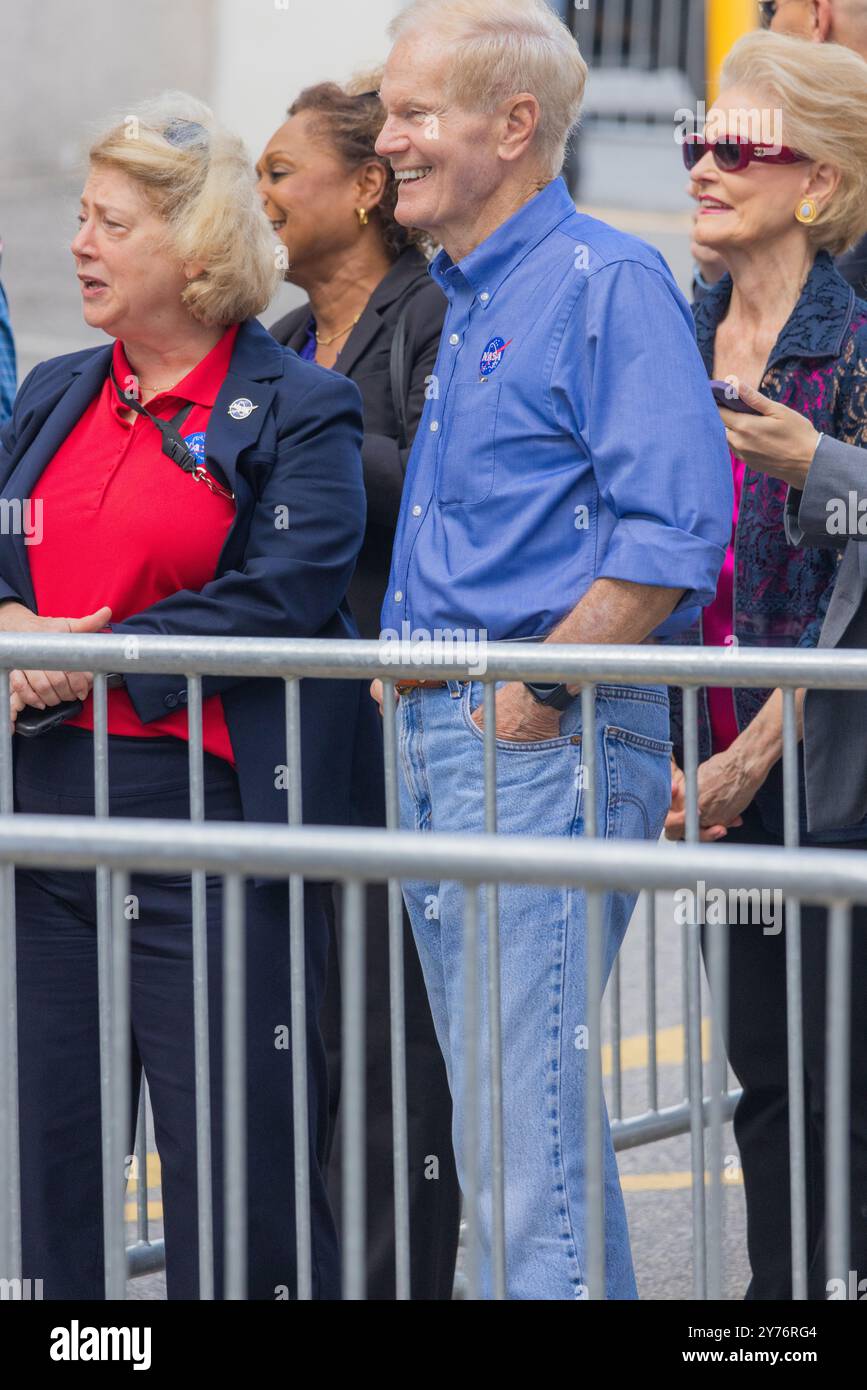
394, 679, 450, 696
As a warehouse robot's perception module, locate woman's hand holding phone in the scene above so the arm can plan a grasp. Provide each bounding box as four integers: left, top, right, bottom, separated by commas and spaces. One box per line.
0, 603, 113, 725
711, 381, 821, 487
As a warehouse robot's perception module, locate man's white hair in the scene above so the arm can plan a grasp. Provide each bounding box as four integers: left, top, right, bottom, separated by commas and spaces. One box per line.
388, 0, 588, 178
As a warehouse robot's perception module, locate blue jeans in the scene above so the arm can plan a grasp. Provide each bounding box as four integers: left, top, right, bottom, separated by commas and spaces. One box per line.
397, 680, 672, 1299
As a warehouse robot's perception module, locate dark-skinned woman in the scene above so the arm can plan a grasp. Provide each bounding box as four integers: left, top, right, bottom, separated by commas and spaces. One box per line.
258, 73, 459, 1300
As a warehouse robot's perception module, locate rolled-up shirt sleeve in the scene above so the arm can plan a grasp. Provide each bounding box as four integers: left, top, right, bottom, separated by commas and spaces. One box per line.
554, 258, 732, 610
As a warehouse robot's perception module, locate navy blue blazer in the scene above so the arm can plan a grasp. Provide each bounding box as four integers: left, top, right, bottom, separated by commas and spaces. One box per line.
0, 317, 378, 844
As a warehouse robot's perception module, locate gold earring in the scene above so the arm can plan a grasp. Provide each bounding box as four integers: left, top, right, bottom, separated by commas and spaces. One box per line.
356, 206, 369, 227
795, 197, 819, 225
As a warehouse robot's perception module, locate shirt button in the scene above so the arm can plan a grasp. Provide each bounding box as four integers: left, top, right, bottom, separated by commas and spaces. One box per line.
480, 291, 490, 303
449, 333, 460, 345
412, 505, 422, 517
394, 591, 403, 603
164, 694, 179, 709
430, 420, 439, 432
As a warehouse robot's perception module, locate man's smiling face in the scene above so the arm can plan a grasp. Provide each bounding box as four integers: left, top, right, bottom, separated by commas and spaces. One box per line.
375, 35, 507, 250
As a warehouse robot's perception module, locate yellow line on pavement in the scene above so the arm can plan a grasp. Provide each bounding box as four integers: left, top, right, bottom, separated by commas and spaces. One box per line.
603, 1019, 712, 1076
125, 1199, 163, 1221
622, 1170, 743, 1192
126, 1024, 726, 1222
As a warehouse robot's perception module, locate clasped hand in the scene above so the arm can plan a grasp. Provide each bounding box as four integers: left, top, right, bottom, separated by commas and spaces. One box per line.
664, 748, 763, 842
0, 603, 112, 725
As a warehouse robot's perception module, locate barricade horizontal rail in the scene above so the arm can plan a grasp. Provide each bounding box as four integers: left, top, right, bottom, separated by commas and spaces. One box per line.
0, 815, 864, 902
1, 633, 862, 1301
2, 633, 867, 688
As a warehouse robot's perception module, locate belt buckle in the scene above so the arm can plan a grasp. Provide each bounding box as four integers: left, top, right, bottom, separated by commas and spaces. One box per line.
395, 679, 448, 696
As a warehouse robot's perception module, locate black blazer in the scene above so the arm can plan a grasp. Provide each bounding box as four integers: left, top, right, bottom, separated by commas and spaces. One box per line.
0, 318, 377, 872
271, 246, 447, 638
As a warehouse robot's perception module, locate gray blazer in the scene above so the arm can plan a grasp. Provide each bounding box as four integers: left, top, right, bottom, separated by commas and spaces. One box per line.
786, 435, 867, 831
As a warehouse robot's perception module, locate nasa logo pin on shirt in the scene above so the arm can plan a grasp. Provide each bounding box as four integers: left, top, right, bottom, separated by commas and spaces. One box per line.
228, 397, 258, 420
181, 431, 207, 462
478, 336, 513, 382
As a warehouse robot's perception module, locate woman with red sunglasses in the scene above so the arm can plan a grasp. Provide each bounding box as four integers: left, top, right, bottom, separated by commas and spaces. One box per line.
665, 30, 867, 1300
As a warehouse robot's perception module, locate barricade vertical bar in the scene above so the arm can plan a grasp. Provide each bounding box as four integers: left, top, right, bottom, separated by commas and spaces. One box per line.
0, 669, 20, 1279
826, 901, 851, 1290
135, 1083, 148, 1242
581, 683, 604, 1300
92, 673, 109, 821
381, 678, 410, 1300
284, 677, 312, 1300
580, 686, 596, 840
462, 879, 481, 1300
682, 687, 699, 845
782, 686, 808, 1300
342, 877, 366, 1300
646, 893, 659, 1113
682, 685, 707, 1299
187, 674, 214, 1300
706, 893, 728, 1301
610, 954, 623, 1121
106, 870, 130, 1300
223, 872, 246, 1300
93, 672, 116, 1295
680, 922, 690, 1099
707, 681, 731, 1299
482, 679, 506, 1301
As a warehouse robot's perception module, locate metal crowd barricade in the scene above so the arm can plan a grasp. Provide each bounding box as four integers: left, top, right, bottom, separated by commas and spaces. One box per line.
0, 633, 864, 1301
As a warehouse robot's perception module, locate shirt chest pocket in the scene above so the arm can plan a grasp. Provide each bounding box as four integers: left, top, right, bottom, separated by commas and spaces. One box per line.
435, 381, 500, 506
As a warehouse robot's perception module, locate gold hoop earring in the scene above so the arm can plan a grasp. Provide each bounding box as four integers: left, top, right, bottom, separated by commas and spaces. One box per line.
356, 207, 369, 227
795, 197, 819, 225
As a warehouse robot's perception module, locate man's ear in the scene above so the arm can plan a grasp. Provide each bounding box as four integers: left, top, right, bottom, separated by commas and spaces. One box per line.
498, 92, 541, 164
813, 0, 835, 42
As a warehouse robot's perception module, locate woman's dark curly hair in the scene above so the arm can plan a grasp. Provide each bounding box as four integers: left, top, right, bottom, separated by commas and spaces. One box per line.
288, 71, 435, 262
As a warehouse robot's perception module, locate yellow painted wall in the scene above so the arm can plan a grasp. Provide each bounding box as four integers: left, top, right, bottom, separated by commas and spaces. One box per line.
707, 0, 758, 100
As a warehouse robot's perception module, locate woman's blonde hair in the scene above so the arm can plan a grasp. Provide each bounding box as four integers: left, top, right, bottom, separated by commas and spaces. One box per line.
88, 92, 280, 325
388, 0, 587, 179
721, 30, 867, 257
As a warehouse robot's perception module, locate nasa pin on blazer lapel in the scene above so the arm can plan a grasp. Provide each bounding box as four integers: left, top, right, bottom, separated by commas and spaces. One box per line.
228, 397, 259, 420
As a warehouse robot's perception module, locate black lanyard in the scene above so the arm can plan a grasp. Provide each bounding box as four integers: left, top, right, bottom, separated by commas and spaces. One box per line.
108, 368, 234, 500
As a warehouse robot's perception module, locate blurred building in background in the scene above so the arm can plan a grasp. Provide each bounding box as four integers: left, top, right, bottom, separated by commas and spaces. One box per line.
0, 0, 757, 375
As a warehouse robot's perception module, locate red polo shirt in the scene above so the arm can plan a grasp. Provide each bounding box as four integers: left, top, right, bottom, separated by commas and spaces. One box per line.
29, 325, 240, 764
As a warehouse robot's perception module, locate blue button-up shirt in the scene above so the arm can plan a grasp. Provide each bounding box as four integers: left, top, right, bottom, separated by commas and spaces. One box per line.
381, 177, 731, 640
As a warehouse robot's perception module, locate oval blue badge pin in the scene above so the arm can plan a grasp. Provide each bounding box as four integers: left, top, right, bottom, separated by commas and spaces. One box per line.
228, 397, 258, 420
479, 336, 513, 378
182, 431, 206, 462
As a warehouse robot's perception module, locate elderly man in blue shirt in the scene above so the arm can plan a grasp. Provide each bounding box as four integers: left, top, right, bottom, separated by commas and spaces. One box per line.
374, 0, 732, 1299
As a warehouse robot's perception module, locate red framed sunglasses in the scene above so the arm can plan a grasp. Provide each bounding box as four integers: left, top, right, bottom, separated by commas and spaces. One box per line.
682, 134, 808, 174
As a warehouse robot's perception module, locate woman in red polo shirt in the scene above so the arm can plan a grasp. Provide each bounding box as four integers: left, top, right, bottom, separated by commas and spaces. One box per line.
0, 94, 367, 1299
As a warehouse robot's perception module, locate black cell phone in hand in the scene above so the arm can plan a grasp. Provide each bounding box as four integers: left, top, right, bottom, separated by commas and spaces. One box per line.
14, 698, 84, 737
13, 675, 125, 738
710, 380, 763, 415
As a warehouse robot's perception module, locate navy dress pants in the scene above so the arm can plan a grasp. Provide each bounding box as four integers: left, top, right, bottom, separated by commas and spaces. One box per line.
14, 725, 339, 1300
